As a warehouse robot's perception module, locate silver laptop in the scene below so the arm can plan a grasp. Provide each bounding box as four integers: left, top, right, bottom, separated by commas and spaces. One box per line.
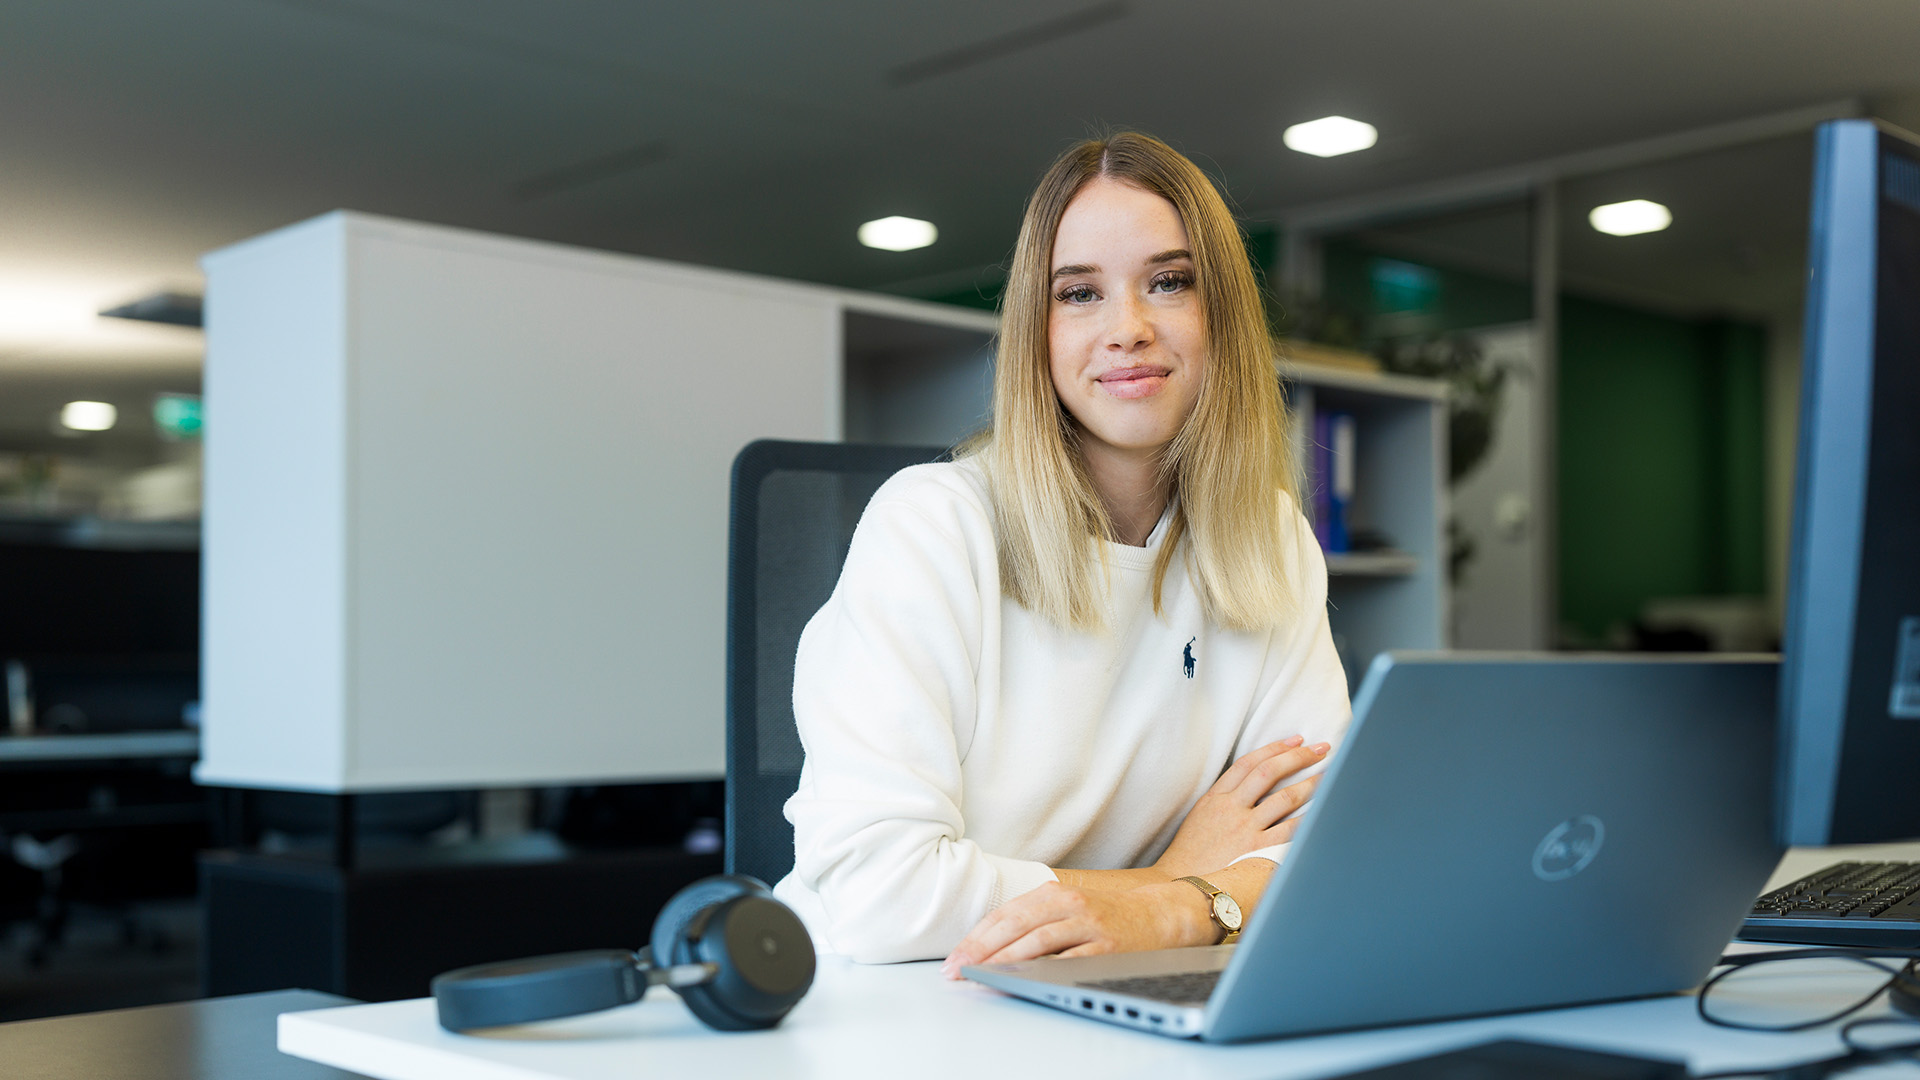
964, 653, 1783, 1042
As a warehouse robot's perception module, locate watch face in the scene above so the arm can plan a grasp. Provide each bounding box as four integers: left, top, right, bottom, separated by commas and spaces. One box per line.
1212, 894, 1244, 931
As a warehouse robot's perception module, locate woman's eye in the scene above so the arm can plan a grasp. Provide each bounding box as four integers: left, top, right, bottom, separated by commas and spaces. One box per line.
1057, 284, 1098, 304
1150, 272, 1193, 294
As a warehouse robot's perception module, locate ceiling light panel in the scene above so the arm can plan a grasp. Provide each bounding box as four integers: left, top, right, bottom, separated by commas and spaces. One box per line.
60, 400, 118, 432
858, 216, 938, 252
0, 285, 101, 341
0, 273, 204, 365
1588, 199, 1673, 236
1283, 116, 1379, 158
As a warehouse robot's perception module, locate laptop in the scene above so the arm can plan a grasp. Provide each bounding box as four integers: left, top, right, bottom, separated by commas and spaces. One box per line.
964, 653, 1784, 1042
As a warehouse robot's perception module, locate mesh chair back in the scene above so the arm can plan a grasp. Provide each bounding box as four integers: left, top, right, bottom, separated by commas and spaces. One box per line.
726, 440, 949, 886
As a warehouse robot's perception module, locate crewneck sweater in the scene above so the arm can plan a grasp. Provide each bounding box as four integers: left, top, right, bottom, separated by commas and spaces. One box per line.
772, 459, 1351, 963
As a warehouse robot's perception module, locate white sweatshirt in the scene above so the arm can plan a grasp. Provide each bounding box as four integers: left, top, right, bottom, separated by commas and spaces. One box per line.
772, 459, 1351, 963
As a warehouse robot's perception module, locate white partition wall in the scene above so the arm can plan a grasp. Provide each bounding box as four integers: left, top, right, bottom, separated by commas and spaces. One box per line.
197, 212, 995, 792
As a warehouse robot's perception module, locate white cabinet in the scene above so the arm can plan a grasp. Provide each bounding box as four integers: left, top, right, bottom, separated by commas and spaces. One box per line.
196, 212, 992, 792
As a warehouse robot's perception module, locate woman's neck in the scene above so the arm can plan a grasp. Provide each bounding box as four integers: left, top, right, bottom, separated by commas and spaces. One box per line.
1081, 442, 1171, 547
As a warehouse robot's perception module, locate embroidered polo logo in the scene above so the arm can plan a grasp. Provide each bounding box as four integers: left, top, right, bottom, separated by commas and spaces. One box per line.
1183, 637, 1197, 679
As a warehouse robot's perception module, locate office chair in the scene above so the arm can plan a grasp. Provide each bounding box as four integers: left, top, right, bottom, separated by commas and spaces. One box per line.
725, 440, 948, 887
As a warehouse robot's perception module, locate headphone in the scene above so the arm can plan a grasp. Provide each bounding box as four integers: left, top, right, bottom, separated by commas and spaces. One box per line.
432, 875, 815, 1033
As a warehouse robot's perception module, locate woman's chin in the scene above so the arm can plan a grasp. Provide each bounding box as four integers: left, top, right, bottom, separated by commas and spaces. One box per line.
1077, 425, 1182, 461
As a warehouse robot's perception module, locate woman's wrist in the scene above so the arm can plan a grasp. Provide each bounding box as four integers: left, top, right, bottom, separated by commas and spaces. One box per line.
1138, 880, 1222, 947
1055, 866, 1175, 891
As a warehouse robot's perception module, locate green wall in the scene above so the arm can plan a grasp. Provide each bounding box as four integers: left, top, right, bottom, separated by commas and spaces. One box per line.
1557, 297, 1767, 641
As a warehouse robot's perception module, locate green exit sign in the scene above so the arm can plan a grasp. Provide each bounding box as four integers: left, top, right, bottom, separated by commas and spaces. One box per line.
154, 393, 202, 441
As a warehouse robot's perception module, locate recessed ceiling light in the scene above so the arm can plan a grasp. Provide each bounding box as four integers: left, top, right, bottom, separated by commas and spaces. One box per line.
1282, 116, 1378, 158
858, 216, 938, 252
0, 286, 100, 340
1589, 199, 1672, 237
60, 401, 118, 432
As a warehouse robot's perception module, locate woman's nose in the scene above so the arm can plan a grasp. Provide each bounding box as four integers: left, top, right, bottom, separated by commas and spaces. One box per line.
1104, 292, 1154, 351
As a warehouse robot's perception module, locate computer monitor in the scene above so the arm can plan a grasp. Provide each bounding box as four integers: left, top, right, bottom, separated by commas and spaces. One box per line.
1776, 118, 1920, 846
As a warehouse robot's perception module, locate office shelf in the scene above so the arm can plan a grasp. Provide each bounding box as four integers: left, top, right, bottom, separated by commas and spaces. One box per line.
1325, 551, 1422, 577
1285, 363, 1448, 675
0, 731, 200, 764
0, 515, 199, 551
1284, 361, 1450, 401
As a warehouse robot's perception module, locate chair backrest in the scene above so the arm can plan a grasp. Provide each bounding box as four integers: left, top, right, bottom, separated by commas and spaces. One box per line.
725, 439, 949, 887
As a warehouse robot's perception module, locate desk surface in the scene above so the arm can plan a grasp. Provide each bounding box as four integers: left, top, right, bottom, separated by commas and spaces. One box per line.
278, 846, 1920, 1080
0, 731, 199, 764
280, 955, 1911, 1080
2, 990, 366, 1080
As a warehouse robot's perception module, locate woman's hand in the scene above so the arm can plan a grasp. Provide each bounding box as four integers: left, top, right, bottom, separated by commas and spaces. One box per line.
1152, 736, 1328, 880
940, 880, 1213, 977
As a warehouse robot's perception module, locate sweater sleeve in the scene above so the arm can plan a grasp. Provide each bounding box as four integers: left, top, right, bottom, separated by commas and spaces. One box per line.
783, 479, 1055, 963
1227, 495, 1354, 867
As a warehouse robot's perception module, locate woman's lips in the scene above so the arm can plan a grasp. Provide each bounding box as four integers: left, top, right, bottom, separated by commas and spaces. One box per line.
1097, 366, 1171, 399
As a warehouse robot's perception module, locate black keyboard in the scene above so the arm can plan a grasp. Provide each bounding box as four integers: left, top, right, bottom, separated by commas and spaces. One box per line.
1740, 860, 1920, 947
1078, 969, 1221, 1006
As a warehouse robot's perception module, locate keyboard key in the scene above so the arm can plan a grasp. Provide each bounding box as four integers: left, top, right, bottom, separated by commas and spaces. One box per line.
1079, 970, 1221, 1006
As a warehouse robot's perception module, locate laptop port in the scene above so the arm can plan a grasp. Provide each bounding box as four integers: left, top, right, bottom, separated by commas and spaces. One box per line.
1125, 1008, 1140, 1019
1102, 1003, 1115, 1014
1081, 999, 1093, 1010
1148, 1014, 1163, 1024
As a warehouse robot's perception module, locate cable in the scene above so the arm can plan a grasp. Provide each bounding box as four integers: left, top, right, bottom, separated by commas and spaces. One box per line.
1697, 949, 1920, 1032
1686, 950, 1920, 1079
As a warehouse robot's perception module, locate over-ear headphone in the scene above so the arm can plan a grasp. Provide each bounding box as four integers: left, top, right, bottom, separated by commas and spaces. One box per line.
432, 874, 815, 1032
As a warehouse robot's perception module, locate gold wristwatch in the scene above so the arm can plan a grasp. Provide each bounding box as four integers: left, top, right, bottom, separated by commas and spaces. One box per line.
1176, 875, 1243, 944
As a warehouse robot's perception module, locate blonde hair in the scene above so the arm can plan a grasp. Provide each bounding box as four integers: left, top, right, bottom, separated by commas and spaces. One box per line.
963, 132, 1298, 633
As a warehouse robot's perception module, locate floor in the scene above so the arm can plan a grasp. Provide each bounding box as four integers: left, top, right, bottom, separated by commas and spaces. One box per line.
0, 899, 200, 1023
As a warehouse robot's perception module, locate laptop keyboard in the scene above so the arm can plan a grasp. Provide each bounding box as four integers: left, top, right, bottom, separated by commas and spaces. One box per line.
1078, 970, 1221, 1006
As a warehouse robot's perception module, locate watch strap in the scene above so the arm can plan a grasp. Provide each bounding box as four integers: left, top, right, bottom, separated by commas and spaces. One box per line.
1175, 876, 1241, 944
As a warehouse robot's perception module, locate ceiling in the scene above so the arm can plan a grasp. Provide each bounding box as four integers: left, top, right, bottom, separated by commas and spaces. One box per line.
4, 0, 1920, 375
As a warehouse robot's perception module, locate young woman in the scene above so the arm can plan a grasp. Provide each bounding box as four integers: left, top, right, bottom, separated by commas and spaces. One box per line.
771, 132, 1350, 970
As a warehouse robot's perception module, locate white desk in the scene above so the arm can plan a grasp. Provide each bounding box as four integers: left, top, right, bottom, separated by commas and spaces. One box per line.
0, 731, 198, 764
278, 845, 1920, 1080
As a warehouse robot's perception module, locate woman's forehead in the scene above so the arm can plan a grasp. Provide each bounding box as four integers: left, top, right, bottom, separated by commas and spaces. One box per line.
1051, 178, 1190, 270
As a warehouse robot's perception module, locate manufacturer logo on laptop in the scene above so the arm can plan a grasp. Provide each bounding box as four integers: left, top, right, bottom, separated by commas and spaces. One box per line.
1532, 815, 1605, 881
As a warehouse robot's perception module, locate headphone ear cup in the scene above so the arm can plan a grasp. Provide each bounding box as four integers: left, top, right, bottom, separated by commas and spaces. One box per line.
671, 921, 762, 1034
648, 874, 768, 973
670, 894, 814, 1032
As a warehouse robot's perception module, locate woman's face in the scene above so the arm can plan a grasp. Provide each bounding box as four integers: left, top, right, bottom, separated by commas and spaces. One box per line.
1047, 177, 1205, 465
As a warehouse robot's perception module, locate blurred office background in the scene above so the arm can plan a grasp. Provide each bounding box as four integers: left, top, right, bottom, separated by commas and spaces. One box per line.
2, 0, 1918, 1021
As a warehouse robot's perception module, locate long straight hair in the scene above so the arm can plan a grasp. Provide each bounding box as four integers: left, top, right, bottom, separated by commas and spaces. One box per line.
966, 132, 1298, 633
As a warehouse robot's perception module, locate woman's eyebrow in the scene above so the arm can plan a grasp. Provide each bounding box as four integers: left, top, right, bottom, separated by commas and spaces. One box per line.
1051, 249, 1189, 279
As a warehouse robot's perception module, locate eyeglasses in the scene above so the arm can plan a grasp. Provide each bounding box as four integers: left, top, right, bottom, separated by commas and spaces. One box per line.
1691, 948, 1920, 1080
